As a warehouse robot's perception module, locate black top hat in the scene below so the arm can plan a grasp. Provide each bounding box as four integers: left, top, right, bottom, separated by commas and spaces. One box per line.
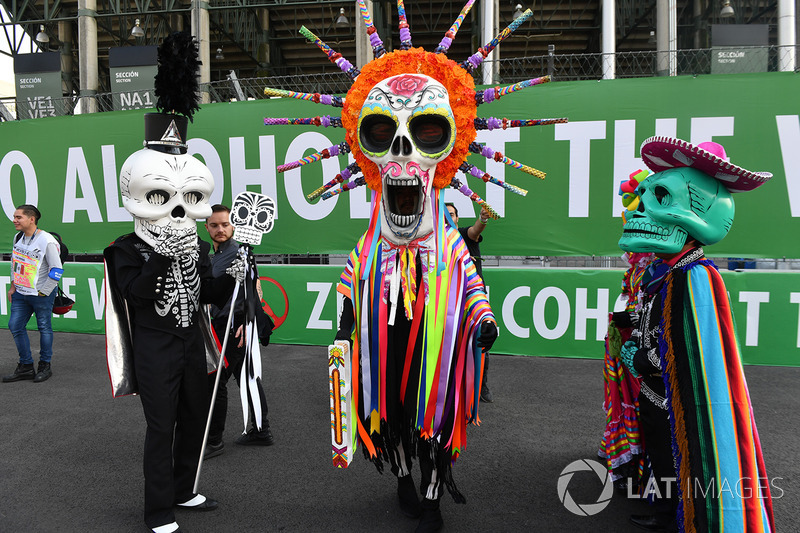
144, 113, 189, 154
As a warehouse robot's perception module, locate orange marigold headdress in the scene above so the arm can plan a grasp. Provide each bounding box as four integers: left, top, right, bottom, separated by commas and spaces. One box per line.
262, 0, 568, 216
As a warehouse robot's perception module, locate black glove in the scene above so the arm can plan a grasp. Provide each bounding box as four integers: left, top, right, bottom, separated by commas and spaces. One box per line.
476, 321, 498, 352
256, 307, 274, 347
334, 328, 353, 351
632, 346, 654, 377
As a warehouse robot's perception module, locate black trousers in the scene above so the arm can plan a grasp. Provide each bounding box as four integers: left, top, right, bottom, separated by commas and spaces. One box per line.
387, 431, 442, 501
208, 318, 269, 441
639, 384, 678, 517
383, 307, 442, 502
133, 324, 208, 529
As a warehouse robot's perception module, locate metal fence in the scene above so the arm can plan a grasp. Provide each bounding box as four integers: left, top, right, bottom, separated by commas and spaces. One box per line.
496, 44, 798, 82
209, 44, 800, 100
2, 45, 798, 118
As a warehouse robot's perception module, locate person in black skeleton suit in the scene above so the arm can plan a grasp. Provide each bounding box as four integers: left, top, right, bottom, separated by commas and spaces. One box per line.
104, 111, 242, 533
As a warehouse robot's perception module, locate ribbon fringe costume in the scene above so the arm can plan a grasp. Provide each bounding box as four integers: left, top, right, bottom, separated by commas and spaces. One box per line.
260, 0, 566, 509
337, 193, 491, 498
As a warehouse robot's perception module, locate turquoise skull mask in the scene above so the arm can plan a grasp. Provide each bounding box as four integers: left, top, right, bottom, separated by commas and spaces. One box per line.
619, 167, 734, 254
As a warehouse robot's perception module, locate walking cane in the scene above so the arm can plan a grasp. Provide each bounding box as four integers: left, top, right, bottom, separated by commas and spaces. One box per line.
193, 191, 275, 493
193, 247, 245, 493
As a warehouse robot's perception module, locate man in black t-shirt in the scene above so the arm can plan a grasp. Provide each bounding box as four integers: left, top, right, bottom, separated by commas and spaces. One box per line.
445, 203, 493, 403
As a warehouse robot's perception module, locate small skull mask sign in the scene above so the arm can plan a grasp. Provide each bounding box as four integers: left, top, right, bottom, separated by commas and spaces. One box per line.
230, 191, 276, 245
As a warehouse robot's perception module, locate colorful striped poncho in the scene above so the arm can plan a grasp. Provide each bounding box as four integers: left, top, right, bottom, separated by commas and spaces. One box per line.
336, 193, 493, 493
660, 259, 774, 532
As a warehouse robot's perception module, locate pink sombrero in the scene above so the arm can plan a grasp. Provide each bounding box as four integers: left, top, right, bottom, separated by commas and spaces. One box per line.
640, 136, 772, 193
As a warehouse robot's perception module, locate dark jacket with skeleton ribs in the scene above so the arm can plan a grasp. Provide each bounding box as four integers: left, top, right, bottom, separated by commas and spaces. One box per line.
105, 233, 234, 339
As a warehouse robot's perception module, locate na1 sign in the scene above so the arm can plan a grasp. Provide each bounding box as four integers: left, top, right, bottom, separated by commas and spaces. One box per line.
109, 46, 157, 112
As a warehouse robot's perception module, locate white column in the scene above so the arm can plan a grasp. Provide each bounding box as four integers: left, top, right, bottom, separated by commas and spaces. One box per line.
192, 0, 211, 103
481, 0, 495, 84
77, 0, 98, 113
668, 0, 677, 75
656, 0, 677, 76
601, 0, 616, 79
493, 0, 500, 83
778, 0, 796, 72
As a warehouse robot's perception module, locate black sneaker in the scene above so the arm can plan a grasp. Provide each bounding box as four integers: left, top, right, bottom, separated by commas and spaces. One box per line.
235, 427, 274, 446
480, 383, 493, 403
416, 498, 443, 533
397, 475, 421, 518
204, 440, 224, 459
3, 363, 35, 383
33, 362, 52, 383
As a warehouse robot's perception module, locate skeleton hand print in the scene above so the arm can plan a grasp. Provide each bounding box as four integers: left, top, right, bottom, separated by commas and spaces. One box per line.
226, 255, 247, 284
152, 226, 200, 259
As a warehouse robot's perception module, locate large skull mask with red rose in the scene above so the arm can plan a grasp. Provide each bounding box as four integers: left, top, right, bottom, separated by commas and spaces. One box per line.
358, 74, 456, 245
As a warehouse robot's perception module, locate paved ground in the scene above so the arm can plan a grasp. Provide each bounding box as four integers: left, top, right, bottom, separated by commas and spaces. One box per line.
1, 332, 797, 532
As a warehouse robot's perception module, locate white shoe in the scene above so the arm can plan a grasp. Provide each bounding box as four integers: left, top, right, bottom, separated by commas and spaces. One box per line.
176, 493, 219, 511
152, 522, 179, 533
177, 494, 205, 507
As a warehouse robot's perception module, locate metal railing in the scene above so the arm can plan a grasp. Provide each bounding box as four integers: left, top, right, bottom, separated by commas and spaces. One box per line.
494, 44, 799, 82
3, 45, 798, 119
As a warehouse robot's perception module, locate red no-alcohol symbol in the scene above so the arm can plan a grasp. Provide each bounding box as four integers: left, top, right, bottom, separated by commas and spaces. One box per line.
258, 277, 289, 328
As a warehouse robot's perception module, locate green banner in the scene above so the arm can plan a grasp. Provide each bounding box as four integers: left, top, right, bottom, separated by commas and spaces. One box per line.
0, 72, 799, 257
2, 262, 797, 367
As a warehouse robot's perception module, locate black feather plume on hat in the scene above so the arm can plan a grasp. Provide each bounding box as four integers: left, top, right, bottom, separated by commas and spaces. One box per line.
154, 31, 201, 121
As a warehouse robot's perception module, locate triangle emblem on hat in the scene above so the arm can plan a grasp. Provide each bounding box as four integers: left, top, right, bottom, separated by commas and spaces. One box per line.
161, 119, 183, 145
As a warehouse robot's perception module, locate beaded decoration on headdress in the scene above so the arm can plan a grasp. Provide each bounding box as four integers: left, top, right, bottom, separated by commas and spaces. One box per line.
263, 0, 567, 217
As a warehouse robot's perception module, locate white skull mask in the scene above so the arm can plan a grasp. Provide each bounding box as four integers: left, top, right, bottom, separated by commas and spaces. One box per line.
230, 191, 276, 245
358, 74, 456, 245
120, 149, 214, 247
